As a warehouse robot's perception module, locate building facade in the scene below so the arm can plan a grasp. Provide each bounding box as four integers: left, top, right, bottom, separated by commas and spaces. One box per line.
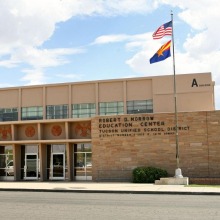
0, 72, 216, 181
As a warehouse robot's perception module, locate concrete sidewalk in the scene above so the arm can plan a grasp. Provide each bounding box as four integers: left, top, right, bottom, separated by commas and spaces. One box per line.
0, 182, 220, 195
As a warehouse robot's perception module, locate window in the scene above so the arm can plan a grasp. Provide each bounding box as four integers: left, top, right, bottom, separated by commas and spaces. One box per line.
99, 101, 124, 115
21, 106, 43, 120
72, 103, 96, 118
0, 146, 14, 177
127, 100, 153, 114
46, 105, 68, 119
0, 108, 18, 121
74, 143, 92, 180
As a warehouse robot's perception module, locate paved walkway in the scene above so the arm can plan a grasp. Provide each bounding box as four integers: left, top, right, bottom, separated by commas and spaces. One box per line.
0, 181, 220, 195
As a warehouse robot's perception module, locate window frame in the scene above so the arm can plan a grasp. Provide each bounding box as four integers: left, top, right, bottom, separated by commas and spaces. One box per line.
72, 103, 96, 118
99, 101, 124, 116
21, 106, 43, 120
127, 100, 153, 114
0, 108, 18, 121
46, 104, 68, 119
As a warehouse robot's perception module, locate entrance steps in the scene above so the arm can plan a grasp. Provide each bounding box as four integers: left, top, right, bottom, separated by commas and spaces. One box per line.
155, 177, 189, 185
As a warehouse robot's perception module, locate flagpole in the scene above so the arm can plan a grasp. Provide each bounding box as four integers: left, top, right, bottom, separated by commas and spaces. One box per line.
171, 11, 183, 178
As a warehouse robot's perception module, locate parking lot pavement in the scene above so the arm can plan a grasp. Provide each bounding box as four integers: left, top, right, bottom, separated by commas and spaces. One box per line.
0, 181, 220, 195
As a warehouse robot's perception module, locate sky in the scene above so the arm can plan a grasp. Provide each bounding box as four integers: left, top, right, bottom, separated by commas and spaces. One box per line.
0, 0, 220, 109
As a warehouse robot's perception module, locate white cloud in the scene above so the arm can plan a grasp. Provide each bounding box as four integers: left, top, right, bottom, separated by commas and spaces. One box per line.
0, 47, 85, 69
0, 0, 158, 51
0, 59, 20, 68
0, 0, 69, 48
93, 33, 150, 45
21, 69, 48, 85
0, 83, 15, 88
122, 1, 220, 109
126, 49, 173, 76
56, 73, 83, 80
126, 37, 220, 109
17, 47, 84, 68
0, 0, 86, 84
0, 0, 158, 85
69, 0, 158, 16
93, 34, 130, 44
0, 0, 220, 109
99, 0, 159, 15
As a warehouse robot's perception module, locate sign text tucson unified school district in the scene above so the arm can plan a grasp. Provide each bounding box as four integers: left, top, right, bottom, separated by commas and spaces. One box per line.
98, 116, 189, 138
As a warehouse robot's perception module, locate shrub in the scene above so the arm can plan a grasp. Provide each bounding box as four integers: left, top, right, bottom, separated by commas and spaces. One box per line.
132, 166, 168, 183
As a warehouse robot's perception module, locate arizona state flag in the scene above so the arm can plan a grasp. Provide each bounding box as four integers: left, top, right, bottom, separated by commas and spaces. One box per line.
150, 40, 171, 64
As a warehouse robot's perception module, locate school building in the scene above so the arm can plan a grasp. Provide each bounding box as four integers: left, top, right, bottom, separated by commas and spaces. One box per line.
0, 72, 218, 182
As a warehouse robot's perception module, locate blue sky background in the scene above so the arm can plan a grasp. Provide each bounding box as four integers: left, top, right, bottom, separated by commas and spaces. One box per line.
0, 0, 219, 109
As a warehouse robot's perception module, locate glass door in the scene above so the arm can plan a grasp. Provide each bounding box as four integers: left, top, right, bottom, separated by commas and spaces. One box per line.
51, 153, 65, 180
75, 152, 92, 181
0, 146, 14, 181
74, 143, 92, 181
24, 153, 38, 180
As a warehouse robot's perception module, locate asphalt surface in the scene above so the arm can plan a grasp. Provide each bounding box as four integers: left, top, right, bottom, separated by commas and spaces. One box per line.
1, 191, 220, 219
0, 181, 220, 195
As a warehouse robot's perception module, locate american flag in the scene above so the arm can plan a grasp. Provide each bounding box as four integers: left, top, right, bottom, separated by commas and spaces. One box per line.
152, 21, 172, 40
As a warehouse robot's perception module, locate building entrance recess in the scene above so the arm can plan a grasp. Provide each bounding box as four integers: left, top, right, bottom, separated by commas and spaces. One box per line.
0, 145, 14, 181
22, 145, 39, 180
74, 143, 92, 181
48, 144, 66, 180
24, 153, 38, 180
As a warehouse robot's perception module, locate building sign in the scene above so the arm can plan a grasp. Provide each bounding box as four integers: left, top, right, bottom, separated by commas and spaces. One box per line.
191, 78, 211, 87
98, 116, 189, 138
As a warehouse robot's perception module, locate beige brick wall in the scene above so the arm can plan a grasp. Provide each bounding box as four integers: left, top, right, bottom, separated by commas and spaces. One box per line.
92, 111, 220, 180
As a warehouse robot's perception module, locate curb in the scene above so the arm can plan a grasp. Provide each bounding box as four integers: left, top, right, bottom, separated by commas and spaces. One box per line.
0, 188, 220, 195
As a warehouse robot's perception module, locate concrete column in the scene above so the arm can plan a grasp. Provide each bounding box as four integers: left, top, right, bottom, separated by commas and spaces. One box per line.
39, 144, 47, 181
68, 84, 72, 118
13, 144, 21, 181
18, 88, 21, 120
66, 142, 73, 181
38, 123, 41, 140
95, 82, 99, 115
43, 86, 46, 119
11, 124, 15, 141
65, 122, 69, 139
123, 80, 127, 114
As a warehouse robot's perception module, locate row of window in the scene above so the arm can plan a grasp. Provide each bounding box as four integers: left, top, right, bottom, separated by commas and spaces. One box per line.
0, 100, 153, 121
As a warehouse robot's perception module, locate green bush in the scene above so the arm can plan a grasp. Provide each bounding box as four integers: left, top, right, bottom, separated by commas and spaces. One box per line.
132, 166, 168, 183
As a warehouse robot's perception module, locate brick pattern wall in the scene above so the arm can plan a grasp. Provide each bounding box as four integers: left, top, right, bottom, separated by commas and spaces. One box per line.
189, 178, 220, 185
92, 111, 220, 180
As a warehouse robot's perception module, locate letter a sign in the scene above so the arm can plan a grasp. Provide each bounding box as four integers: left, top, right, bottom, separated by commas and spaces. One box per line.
192, 78, 198, 87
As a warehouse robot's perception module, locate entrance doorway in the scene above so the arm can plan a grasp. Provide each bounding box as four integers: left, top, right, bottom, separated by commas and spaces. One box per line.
48, 144, 66, 180
51, 153, 65, 179
0, 146, 14, 181
22, 145, 39, 180
24, 153, 38, 180
74, 143, 92, 181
